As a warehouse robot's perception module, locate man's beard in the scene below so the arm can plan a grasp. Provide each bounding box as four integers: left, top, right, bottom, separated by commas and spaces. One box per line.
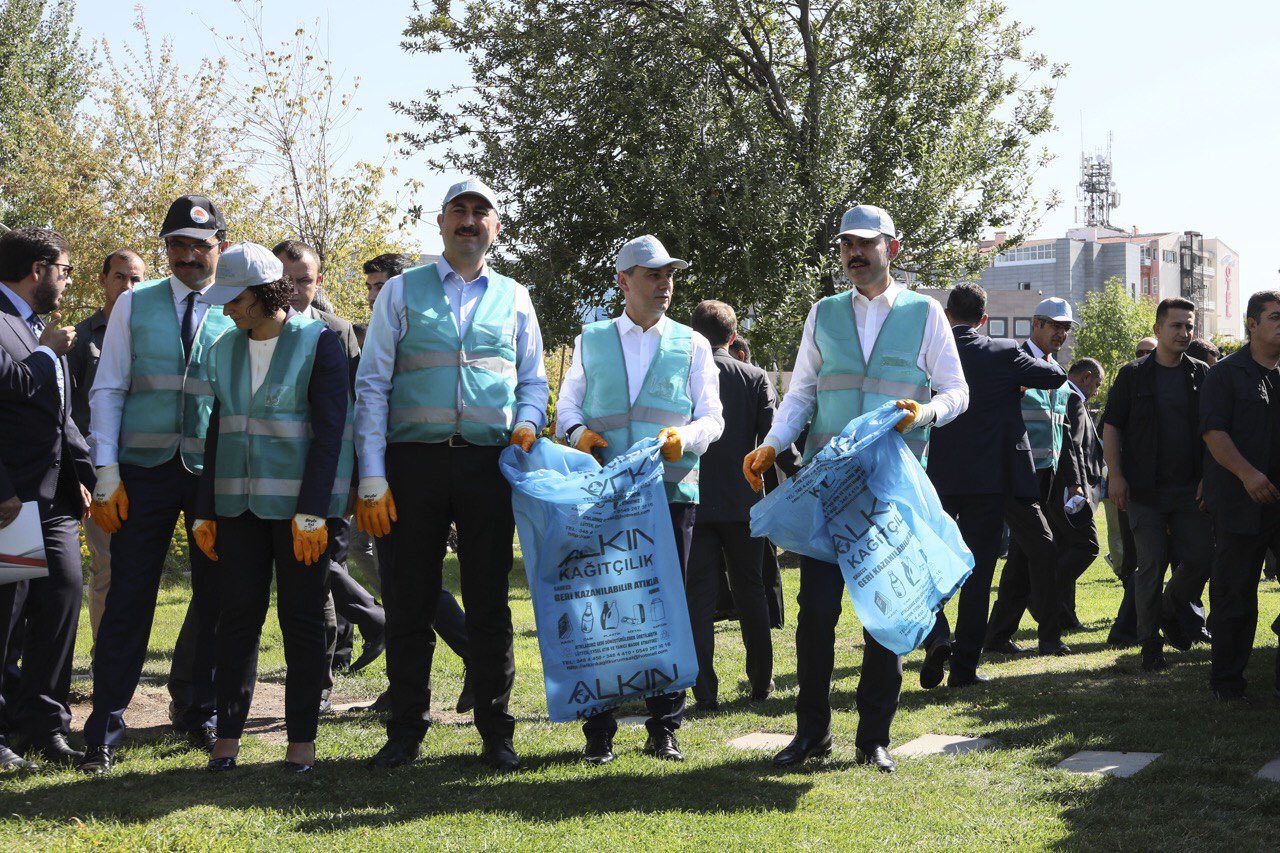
31, 271, 60, 314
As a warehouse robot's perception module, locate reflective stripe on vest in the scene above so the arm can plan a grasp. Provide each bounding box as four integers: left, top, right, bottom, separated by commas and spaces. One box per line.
803, 288, 932, 464
387, 263, 519, 445
580, 318, 700, 504
208, 315, 355, 520
118, 278, 232, 473
1022, 382, 1069, 472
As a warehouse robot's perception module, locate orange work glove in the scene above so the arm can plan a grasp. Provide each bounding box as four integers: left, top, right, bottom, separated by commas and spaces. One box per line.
574, 428, 609, 459
90, 466, 129, 534
742, 445, 778, 493
192, 520, 219, 563
509, 423, 537, 452
355, 477, 398, 538
292, 515, 329, 566
893, 399, 923, 433
657, 428, 684, 462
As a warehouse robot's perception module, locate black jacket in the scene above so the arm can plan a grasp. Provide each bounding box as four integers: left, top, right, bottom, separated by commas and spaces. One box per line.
0, 291, 95, 509
309, 306, 360, 393
1101, 353, 1207, 496
928, 325, 1066, 499
66, 307, 109, 437
1200, 346, 1275, 534
1055, 386, 1104, 502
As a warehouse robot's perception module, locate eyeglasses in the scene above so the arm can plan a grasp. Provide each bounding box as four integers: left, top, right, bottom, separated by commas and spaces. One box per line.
165, 238, 218, 255
43, 261, 73, 279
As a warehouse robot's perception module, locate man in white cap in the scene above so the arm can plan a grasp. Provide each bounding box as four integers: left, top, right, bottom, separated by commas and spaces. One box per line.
80, 195, 235, 773
742, 204, 969, 772
984, 296, 1075, 658
555, 234, 724, 764
353, 177, 548, 772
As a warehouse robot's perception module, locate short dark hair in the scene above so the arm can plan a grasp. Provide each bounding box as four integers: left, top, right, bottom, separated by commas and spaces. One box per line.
1155, 296, 1196, 325
946, 283, 986, 325
1246, 290, 1280, 339
247, 279, 295, 315
100, 249, 142, 277
728, 336, 751, 362
272, 239, 321, 268
0, 227, 69, 283
363, 252, 414, 278
691, 300, 737, 348
1068, 357, 1103, 379
1186, 338, 1220, 362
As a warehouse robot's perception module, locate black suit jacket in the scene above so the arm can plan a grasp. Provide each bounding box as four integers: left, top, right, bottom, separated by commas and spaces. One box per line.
0, 291, 94, 509
928, 325, 1067, 500
1056, 386, 1104, 503
309, 306, 360, 393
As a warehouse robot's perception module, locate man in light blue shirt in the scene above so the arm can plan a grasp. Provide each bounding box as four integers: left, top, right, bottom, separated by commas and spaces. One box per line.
354, 177, 548, 772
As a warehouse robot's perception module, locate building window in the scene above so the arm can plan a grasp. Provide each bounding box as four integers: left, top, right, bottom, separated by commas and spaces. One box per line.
988, 318, 1008, 337
1014, 318, 1032, 338
1141, 246, 1154, 262
1018, 282, 1032, 291
1163, 250, 1177, 263
994, 243, 1057, 264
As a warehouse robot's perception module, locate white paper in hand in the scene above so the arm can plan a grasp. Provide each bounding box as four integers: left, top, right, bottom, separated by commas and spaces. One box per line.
0, 503, 48, 584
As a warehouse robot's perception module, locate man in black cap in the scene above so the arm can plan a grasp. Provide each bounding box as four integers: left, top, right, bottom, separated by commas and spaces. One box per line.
80, 195, 234, 773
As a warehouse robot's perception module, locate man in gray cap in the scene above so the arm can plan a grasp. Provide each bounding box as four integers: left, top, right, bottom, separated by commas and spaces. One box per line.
555, 234, 724, 764
354, 177, 548, 772
743, 204, 969, 772
984, 296, 1075, 658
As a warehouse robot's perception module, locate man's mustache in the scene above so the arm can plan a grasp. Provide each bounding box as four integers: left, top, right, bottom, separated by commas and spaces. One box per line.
455, 228, 479, 236
848, 258, 869, 268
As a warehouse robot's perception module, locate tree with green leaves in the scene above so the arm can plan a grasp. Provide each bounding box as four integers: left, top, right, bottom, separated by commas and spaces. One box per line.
1071, 277, 1156, 403
397, 0, 1063, 361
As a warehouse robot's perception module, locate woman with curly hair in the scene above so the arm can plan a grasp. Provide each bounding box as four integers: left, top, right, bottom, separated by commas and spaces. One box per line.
190, 242, 353, 774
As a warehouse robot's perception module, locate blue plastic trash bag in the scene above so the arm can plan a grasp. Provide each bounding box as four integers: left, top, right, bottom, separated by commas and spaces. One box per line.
500, 436, 698, 723
750, 403, 973, 655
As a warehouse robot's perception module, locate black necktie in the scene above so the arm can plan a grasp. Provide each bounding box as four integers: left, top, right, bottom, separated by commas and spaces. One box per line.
181, 293, 197, 360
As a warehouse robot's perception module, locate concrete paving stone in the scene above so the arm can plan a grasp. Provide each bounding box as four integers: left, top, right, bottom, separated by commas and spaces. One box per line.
1054, 750, 1161, 778
1255, 758, 1280, 782
891, 734, 996, 758
728, 732, 794, 751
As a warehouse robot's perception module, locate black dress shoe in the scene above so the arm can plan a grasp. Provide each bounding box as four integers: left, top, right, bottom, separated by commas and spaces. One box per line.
643, 730, 684, 762
282, 760, 313, 774
0, 745, 37, 772
948, 670, 990, 688
582, 733, 615, 765
206, 756, 237, 772
1194, 627, 1213, 645
772, 732, 833, 767
985, 639, 1027, 655
77, 745, 114, 774
21, 733, 84, 765
1161, 593, 1194, 652
1214, 688, 1250, 703
455, 672, 475, 714
920, 642, 951, 690
481, 737, 521, 772
694, 699, 720, 714
359, 691, 392, 713
855, 745, 897, 773
368, 738, 421, 768
186, 728, 218, 752
750, 679, 776, 702
1038, 642, 1072, 657
1061, 614, 1086, 632
348, 632, 386, 674
1141, 641, 1168, 672
1107, 632, 1139, 649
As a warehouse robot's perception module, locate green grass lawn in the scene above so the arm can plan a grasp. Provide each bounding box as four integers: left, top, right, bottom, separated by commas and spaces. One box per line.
5, 513, 1280, 851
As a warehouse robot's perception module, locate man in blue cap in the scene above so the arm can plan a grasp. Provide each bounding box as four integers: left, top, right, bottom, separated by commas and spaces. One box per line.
743, 205, 969, 772
555, 234, 724, 764
353, 177, 548, 772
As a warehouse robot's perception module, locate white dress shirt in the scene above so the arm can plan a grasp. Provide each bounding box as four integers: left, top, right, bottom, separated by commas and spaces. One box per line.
764, 282, 968, 453
88, 278, 212, 466
555, 313, 725, 455
0, 282, 64, 409
353, 258, 549, 478
247, 336, 279, 395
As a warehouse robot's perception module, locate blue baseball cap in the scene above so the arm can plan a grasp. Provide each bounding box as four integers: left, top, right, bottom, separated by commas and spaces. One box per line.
833, 204, 897, 242
1034, 297, 1076, 325
615, 235, 689, 272
200, 242, 284, 305
442, 177, 500, 212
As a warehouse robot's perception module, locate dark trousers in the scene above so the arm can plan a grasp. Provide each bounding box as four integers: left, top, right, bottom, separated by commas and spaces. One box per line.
384, 443, 514, 742
85, 457, 219, 745
928, 494, 1006, 677
1111, 572, 1139, 641
0, 478, 81, 744
1046, 493, 1100, 625
685, 520, 772, 705
584, 503, 696, 739
327, 519, 385, 664
213, 513, 328, 742
1127, 487, 1213, 646
985, 469, 1062, 650
794, 556, 901, 750
1208, 515, 1280, 693
375, 528, 470, 665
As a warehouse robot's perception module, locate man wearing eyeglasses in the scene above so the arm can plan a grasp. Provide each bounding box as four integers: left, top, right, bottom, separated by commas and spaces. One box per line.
79, 195, 235, 774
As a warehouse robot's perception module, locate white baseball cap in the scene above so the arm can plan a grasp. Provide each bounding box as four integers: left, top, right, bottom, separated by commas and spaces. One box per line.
833, 204, 897, 242
442, 177, 500, 212
615, 235, 689, 272
1033, 297, 1075, 325
200, 242, 284, 305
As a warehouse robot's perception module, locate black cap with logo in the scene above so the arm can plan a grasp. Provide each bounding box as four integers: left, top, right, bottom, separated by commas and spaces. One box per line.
159, 195, 226, 240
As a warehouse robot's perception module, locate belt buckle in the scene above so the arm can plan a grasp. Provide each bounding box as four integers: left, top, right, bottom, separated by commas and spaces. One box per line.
447, 432, 468, 448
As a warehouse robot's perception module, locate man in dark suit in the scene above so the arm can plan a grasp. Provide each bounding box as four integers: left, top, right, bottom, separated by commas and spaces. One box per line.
1050, 358, 1106, 630
924, 283, 1067, 686
686, 300, 776, 708
0, 227, 95, 769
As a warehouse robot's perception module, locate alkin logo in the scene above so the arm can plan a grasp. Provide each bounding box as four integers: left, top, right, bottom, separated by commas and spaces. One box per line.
569, 664, 680, 709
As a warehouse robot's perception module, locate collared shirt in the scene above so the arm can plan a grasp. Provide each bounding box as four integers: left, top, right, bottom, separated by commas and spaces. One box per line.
1068, 379, 1085, 402
0, 281, 64, 410
555, 313, 725, 455
1026, 338, 1051, 362
763, 282, 968, 453
353, 259, 549, 478
88, 277, 212, 466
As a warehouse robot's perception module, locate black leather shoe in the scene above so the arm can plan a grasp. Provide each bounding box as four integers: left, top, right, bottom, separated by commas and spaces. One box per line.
1141, 641, 1168, 672
481, 737, 521, 772
985, 639, 1028, 655
920, 642, 951, 690
1214, 688, 1250, 703
1161, 593, 1194, 652
582, 733, 615, 765
695, 699, 720, 714
0, 745, 37, 772
186, 728, 218, 752
948, 670, 990, 688
20, 733, 84, 766
750, 679, 776, 702
1038, 642, 1072, 657
643, 730, 684, 762
206, 756, 237, 772
455, 672, 475, 714
359, 691, 392, 713
77, 745, 114, 774
1193, 627, 1213, 645
368, 738, 421, 768
282, 760, 313, 774
772, 732, 833, 767
348, 631, 386, 674
1061, 614, 1086, 632
855, 745, 896, 773
1107, 632, 1139, 648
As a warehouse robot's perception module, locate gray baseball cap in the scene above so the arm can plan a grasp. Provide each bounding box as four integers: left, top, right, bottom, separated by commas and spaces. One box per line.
833, 204, 897, 242
442, 177, 500, 212
615, 235, 689, 272
200, 242, 285, 305
1033, 296, 1075, 325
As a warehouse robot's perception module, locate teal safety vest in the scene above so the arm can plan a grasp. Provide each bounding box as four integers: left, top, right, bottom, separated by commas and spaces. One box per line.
1022, 369, 1069, 472
118, 278, 233, 473
804, 289, 932, 464
388, 263, 519, 446
207, 315, 355, 520
580, 318, 700, 504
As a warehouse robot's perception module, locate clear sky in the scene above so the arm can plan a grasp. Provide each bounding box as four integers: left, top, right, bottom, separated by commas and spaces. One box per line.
77, 1, 1276, 294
